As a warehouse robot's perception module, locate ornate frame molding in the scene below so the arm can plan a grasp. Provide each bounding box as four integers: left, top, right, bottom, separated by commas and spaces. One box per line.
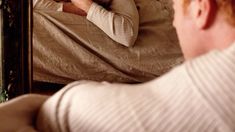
1, 0, 32, 98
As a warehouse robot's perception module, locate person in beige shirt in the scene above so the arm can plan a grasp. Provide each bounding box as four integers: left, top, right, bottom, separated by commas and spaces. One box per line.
1, 0, 235, 131
33, 0, 139, 47
32, 0, 182, 84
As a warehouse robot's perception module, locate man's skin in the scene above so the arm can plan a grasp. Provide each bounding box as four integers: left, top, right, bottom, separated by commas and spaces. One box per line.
62, 0, 93, 15
0, 95, 48, 131
63, 2, 87, 16
63, 0, 111, 15
172, 0, 235, 60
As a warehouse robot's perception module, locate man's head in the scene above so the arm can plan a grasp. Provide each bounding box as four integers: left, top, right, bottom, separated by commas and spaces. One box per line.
173, 0, 235, 60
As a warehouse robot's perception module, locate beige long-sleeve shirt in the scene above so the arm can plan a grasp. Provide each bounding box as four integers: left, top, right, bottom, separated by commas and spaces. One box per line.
36, 42, 235, 132
33, 0, 139, 47
33, 0, 63, 11
87, 1, 139, 47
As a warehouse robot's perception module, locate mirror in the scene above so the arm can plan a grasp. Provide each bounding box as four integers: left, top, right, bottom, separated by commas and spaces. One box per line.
32, 0, 183, 93
0, 0, 183, 96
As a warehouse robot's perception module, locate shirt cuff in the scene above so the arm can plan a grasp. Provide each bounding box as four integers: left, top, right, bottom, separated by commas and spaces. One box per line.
86, 2, 102, 21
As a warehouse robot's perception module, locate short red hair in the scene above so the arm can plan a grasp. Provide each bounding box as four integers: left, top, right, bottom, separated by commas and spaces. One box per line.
183, 0, 235, 26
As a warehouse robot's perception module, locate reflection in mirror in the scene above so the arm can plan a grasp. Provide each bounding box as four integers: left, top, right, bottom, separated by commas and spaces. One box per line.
32, 0, 183, 93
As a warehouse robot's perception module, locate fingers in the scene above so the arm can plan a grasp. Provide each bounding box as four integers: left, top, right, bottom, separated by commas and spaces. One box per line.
71, 0, 93, 13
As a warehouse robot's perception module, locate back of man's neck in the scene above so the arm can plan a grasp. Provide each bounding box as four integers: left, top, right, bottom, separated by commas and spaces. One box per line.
209, 22, 235, 50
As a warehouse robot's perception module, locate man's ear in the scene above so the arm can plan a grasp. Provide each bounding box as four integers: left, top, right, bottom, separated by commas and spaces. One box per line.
190, 0, 216, 29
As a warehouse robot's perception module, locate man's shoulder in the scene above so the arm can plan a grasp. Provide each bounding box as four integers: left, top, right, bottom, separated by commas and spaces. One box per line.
185, 43, 235, 87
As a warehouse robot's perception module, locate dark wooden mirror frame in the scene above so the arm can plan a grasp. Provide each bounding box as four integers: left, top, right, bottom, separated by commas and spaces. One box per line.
1, 0, 32, 98
1, 0, 65, 99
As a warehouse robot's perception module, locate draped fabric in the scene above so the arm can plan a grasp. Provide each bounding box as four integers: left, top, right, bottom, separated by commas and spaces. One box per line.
33, 0, 183, 84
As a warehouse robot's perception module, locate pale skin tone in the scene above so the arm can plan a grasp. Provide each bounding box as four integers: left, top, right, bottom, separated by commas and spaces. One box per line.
173, 0, 235, 60
62, 0, 93, 16
0, 95, 48, 131
0, 0, 235, 130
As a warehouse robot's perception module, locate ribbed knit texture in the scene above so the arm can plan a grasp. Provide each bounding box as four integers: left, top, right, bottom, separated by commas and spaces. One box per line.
36, 42, 235, 132
86, 1, 139, 47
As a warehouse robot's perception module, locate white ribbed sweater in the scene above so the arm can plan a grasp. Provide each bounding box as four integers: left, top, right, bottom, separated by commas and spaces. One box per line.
36, 42, 235, 132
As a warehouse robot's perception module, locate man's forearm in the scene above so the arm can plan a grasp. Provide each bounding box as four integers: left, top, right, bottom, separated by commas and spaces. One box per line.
63, 2, 87, 16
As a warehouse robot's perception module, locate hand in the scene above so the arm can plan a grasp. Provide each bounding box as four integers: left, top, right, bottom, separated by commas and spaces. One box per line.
0, 94, 48, 132
71, 0, 93, 13
63, 2, 87, 16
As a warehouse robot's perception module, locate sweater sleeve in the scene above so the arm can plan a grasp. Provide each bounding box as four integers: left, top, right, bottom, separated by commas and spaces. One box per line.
33, 0, 63, 11
36, 67, 221, 132
86, 0, 139, 47
36, 44, 235, 132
